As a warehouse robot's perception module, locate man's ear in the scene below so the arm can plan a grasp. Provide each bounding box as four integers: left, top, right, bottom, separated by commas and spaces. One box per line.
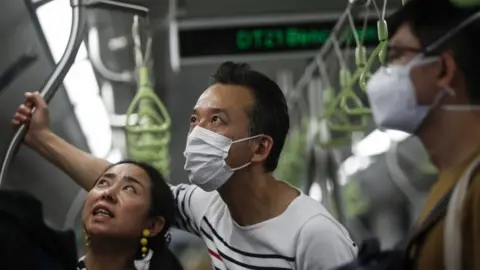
146, 216, 165, 237
251, 136, 273, 163
437, 51, 457, 89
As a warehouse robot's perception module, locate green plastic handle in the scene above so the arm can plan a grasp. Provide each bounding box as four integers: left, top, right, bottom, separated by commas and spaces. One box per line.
125, 67, 171, 132
355, 45, 367, 69
318, 17, 392, 137
377, 19, 388, 64
359, 19, 388, 92
125, 66, 172, 176
338, 67, 371, 116
321, 86, 368, 132
326, 111, 368, 132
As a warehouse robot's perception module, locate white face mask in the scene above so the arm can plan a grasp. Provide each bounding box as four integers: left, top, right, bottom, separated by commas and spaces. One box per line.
367, 55, 480, 134
366, 56, 443, 133
183, 126, 263, 192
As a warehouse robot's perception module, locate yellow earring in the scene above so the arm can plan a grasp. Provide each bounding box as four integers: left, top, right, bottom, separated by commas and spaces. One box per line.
141, 229, 150, 257
84, 229, 90, 247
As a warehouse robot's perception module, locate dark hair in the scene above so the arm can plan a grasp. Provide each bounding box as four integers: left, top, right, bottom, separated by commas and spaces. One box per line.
210, 61, 290, 172
388, 0, 480, 103
99, 160, 182, 270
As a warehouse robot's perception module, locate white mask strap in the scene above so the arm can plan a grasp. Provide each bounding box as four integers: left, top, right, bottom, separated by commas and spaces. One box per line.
232, 134, 264, 144
407, 55, 440, 69
424, 71, 453, 111
229, 134, 264, 171
231, 162, 251, 171
431, 89, 448, 108
443, 105, 480, 111
441, 86, 480, 111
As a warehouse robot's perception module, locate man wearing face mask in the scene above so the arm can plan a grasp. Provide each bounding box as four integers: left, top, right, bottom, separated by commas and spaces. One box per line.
12, 62, 357, 269
366, 0, 480, 269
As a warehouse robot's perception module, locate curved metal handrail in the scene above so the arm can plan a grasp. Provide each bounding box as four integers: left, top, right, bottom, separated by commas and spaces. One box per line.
0, 4, 87, 186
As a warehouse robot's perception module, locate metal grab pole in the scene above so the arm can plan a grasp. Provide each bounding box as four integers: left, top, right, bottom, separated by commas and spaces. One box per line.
0, 2, 87, 186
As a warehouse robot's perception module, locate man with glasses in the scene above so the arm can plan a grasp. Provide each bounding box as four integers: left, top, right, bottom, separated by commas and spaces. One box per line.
365, 0, 480, 268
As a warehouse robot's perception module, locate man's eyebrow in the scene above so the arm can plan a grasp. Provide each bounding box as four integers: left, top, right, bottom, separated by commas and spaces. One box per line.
210, 107, 229, 114
192, 107, 230, 117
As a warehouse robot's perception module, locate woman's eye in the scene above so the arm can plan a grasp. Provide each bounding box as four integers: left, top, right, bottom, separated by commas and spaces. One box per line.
97, 179, 108, 186
124, 185, 136, 193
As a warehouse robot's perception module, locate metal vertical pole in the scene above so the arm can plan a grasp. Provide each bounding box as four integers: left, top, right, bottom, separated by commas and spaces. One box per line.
276, 70, 294, 96
168, 0, 180, 72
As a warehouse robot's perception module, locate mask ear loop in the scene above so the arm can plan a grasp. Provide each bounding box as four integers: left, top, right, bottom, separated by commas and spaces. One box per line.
434, 50, 480, 111
434, 53, 480, 111
413, 56, 450, 114
426, 83, 456, 113
230, 134, 265, 170
395, 12, 480, 114
406, 55, 440, 69
231, 162, 251, 171
431, 89, 449, 108
231, 134, 264, 144
442, 85, 480, 111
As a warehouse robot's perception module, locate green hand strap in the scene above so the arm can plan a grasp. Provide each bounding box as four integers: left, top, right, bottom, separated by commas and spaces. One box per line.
338, 66, 371, 116
125, 16, 172, 177
359, 19, 388, 91
322, 86, 367, 132
125, 66, 172, 176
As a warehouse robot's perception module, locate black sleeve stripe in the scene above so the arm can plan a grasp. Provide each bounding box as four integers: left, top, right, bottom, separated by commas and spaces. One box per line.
183, 186, 201, 235
180, 187, 200, 236
174, 187, 191, 232
173, 186, 201, 236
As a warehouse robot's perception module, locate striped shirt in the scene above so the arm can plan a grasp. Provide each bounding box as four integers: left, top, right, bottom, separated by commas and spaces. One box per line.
172, 183, 357, 270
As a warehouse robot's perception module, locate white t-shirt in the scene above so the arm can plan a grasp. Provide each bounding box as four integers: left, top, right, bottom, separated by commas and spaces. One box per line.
170, 183, 357, 270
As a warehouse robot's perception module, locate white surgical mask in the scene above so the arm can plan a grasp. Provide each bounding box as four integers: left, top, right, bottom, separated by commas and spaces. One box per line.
367, 12, 480, 134
183, 126, 263, 191
366, 56, 443, 133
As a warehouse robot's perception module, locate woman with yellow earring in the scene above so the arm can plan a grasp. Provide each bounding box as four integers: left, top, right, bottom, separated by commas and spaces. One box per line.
77, 161, 182, 270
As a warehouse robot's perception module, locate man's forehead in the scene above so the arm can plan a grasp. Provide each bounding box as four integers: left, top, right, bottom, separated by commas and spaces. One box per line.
194, 84, 254, 110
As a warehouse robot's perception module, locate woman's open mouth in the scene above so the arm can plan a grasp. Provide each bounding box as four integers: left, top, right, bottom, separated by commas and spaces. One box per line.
92, 205, 115, 219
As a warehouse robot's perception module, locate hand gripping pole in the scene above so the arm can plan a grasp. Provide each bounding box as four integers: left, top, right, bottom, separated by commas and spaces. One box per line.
0, 0, 151, 187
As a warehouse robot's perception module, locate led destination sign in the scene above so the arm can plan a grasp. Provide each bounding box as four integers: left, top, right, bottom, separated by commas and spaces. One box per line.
179, 19, 379, 58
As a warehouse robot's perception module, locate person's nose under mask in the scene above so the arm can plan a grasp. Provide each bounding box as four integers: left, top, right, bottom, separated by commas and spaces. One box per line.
183, 126, 263, 191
